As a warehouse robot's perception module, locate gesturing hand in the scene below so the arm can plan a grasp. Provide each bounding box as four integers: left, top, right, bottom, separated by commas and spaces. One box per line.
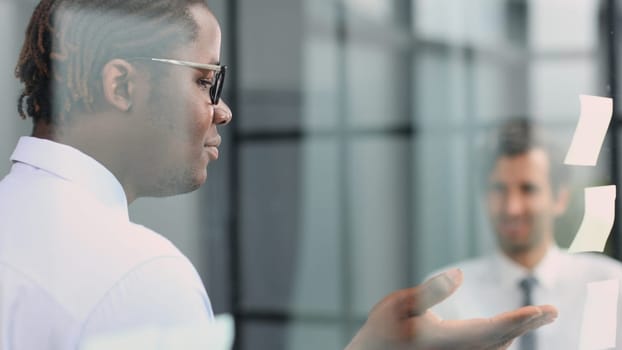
345, 269, 557, 350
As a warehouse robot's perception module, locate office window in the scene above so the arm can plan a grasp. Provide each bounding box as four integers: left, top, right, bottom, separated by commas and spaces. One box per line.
218, 1, 621, 349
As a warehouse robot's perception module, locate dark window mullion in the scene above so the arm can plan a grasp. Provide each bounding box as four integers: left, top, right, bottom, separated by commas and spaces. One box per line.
227, 0, 243, 348
605, 0, 621, 259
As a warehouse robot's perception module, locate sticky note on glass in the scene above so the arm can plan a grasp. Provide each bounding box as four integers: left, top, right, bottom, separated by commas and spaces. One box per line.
82, 314, 235, 350
579, 279, 619, 350
568, 185, 616, 253
565, 95, 613, 166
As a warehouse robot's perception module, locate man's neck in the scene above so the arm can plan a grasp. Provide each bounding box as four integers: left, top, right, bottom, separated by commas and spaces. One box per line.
32, 119, 137, 204
32, 119, 60, 140
504, 240, 552, 271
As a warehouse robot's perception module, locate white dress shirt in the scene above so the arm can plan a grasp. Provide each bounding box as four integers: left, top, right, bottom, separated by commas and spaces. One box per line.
430, 245, 622, 349
0, 137, 213, 350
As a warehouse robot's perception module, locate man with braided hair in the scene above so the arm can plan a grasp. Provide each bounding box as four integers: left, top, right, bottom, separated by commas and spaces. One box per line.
0, 1, 556, 349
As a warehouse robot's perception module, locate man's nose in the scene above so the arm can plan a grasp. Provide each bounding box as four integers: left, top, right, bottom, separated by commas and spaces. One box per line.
504, 192, 526, 215
214, 100, 232, 125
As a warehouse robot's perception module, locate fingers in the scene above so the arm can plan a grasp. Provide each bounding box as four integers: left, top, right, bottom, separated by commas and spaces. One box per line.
487, 305, 558, 341
481, 305, 557, 349
432, 304, 557, 349
404, 269, 463, 316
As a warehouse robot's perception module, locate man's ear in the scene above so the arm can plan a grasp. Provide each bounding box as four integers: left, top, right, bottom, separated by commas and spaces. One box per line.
553, 185, 570, 216
101, 59, 136, 112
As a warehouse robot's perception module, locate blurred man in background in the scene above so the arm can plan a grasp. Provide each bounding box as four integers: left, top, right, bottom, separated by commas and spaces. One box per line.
430, 118, 622, 349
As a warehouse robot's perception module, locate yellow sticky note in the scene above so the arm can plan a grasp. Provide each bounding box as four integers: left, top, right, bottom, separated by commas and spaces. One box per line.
568, 185, 616, 254
579, 279, 619, 350
565, 95, 613, 166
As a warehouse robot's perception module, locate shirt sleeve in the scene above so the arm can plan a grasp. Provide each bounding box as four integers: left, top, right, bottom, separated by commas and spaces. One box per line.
78, 256, 214, 344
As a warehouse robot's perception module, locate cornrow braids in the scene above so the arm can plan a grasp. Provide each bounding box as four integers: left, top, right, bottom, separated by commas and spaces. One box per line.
15, 0, 208, 125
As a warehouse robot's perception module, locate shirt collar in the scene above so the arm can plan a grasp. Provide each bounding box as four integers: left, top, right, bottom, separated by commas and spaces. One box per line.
10, 136, 129, 220
492, 244, 564, 290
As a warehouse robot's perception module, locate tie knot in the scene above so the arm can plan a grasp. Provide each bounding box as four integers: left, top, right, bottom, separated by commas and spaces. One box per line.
519, 276, 538, 292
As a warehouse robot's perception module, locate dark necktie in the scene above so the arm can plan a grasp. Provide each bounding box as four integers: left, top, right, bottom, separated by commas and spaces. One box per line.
518, 276, 538, 350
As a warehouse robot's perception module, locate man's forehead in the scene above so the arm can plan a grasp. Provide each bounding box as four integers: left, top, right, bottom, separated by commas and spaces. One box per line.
185, 4, 221, 63
491, 149, 552, 182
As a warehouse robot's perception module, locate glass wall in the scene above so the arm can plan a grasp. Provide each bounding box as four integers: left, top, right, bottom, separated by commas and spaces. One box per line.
1, 0, 619, 349
219, 0, 618, 349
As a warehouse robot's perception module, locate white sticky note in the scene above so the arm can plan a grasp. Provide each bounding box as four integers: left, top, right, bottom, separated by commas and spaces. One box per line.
579, 279, 619, 350
81, 314, 235, 350
568, 185, 616, 253
565, 95, 613, 166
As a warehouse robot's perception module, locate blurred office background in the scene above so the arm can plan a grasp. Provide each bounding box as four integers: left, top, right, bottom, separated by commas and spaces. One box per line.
0, 0, 620, 349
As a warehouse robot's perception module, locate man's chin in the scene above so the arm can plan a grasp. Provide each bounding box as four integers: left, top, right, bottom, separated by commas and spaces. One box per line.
500, 239, 535, 254
146, 171, 207, 198
180, 173, 207, 194
498, 232, 534, 253
181, 166, 208, 193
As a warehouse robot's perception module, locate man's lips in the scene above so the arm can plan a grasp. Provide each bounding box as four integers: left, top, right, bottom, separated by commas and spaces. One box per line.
498, 219, 530, 236
206, 146, 219, 160
204, 136, 221, 148
204, 136, 221, 160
